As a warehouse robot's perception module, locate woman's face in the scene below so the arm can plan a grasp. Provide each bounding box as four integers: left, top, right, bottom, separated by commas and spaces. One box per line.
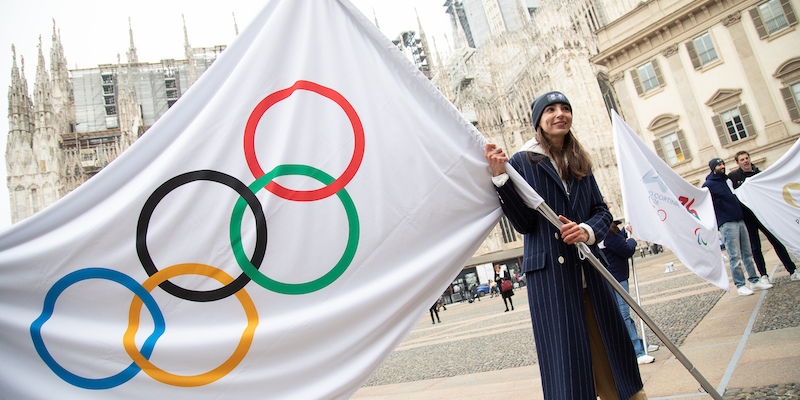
539, 103, 572, 140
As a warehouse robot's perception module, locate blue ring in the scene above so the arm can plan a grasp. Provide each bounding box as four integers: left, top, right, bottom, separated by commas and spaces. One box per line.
30, 268, 166, 389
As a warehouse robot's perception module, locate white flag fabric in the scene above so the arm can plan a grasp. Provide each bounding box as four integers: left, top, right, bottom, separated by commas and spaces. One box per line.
611, 111, 728, 291
735, 137, 800, 259
0, 1, 502, 398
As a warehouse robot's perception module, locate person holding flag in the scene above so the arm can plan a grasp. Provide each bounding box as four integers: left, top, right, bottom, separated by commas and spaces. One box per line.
728, 151, 800, 282
703, 158, 772, 295
485, 91, 645, 400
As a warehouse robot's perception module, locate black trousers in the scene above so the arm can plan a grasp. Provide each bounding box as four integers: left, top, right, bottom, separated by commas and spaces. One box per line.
742, 206, 797, 275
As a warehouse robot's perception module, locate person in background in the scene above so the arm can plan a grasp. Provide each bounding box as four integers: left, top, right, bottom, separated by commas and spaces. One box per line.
485, 91, 645, 400
494, 264, 514, 312
703, 158, 772, 295
728, 151, 800, 282
599, 220, 659, 365
429, 301, 441, 324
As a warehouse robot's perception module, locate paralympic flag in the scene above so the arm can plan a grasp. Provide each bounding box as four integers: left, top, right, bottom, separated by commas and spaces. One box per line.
735, 137, 800, 259
611, 110, 729, 291
0, 1, 502, 399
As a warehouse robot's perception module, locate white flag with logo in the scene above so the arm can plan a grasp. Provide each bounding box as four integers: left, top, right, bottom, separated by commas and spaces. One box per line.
0, 1, 502, 398
611, 110, 728, 291
735, 138, 800, 259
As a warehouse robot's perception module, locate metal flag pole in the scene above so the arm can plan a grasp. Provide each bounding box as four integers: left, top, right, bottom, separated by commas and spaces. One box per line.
534, 202, 722, 400
627, 236, 650, 355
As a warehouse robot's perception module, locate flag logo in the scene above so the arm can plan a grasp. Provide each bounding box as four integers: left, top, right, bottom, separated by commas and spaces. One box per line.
784, 182, 800, 208
31, 80, 363, 389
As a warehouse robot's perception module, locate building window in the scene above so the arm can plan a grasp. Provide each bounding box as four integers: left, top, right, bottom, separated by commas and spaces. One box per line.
649, 114, 692, 166
780, 81, 800, 121
14, 188, 27, 222
686, 32, 718, 69
761, 0, 790, 32
31, 188, 40, 213
630, 59, 665, 96
101, 73, 115, 85
711, 105, 756, 145
661, 132, 687, 165
775, 57, 800, 122
499, 216, 517, 244
722, 109, 748, 142
750, 0, 798, 39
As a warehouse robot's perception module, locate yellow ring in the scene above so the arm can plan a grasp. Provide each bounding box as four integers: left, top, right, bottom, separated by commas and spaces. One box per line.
123, 263, 258, 387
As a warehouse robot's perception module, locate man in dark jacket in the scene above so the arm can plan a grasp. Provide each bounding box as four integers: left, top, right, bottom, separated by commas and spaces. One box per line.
728, 151, 799, 283
703, 158, 772, 295
600, 221, 658, 365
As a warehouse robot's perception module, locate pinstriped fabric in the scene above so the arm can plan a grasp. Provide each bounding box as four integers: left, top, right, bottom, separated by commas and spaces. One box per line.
496, 152, 643, 400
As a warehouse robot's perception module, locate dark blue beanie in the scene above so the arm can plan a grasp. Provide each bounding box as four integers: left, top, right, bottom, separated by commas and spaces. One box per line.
531, 91, 571, 131
708, 158, 724, 171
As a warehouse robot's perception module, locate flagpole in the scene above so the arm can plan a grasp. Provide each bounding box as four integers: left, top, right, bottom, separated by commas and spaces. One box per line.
627, 235, 649, 355
534, 202, 722, 400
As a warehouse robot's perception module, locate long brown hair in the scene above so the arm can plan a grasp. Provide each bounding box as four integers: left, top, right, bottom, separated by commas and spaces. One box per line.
534, 126, 593, 180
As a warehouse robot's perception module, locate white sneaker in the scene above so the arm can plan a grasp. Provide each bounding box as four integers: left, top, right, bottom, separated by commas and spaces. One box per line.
637, 355, 655, 365
760, 275, 771, 285
791, 270, 800, 281
647, 344, 659, 352
737, 286, 754, 296
750, 280, 773, 290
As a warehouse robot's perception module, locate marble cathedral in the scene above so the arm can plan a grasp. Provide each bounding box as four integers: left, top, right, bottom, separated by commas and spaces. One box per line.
7, 0, 800, 284
6, 19, 225, 224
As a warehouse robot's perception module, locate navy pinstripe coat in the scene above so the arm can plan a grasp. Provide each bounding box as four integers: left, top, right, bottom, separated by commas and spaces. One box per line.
496, 151, 643, 400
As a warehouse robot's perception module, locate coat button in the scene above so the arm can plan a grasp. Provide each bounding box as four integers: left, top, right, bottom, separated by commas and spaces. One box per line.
554, 232, 559, 239
558, 256, 565, 264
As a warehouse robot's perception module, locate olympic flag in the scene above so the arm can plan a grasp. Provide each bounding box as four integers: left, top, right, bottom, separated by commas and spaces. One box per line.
0, 1, 501, 399
611, 111, 729, 291
735, 137, 800, 259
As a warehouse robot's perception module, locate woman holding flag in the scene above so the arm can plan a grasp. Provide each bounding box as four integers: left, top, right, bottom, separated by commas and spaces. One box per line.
485, 91, 645, 400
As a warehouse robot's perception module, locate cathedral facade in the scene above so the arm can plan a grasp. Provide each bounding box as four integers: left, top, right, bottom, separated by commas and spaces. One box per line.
5, 20, 223, 224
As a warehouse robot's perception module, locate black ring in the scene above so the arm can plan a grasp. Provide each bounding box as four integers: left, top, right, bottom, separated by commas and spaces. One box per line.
136, 170, 267, 302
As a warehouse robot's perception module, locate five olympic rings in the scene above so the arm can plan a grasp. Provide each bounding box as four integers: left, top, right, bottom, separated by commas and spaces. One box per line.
31, 81, 363, 388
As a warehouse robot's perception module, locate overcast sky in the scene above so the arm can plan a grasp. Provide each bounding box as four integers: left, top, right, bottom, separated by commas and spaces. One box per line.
0, 0, 454, 231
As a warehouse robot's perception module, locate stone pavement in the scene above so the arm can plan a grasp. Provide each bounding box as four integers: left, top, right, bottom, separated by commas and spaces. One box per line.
353, 241, 800, 399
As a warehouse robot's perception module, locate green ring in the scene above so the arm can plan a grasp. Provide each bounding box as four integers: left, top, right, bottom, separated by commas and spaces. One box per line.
230, 165, 359, 294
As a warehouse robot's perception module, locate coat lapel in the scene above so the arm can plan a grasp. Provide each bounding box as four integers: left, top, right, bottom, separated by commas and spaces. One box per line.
539, 157, 569, 201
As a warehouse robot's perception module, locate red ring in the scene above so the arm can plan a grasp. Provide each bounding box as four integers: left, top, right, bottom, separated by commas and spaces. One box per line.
243, 80, 365, 201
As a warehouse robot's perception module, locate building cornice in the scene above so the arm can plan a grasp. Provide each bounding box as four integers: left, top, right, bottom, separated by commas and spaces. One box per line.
591, 0, 759, 73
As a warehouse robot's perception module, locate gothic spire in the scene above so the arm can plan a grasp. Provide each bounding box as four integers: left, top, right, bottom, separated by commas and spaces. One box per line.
127, 17, 139, 64
34, 35, 52, 107
182, 14, 197, 84
415, 8, 434, 76
8, 44, 33, 141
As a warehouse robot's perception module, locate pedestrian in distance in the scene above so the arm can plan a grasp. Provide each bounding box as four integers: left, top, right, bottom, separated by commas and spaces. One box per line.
429, 301, 440, 324
703, 158, 773, 295
485, 91, 646, 400
494, 264, 514, 312
728, 151, 800, 282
